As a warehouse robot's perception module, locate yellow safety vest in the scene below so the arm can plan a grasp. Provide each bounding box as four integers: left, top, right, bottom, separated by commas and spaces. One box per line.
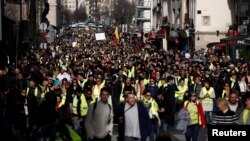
119, 83, 125, 102
41, 85, 50, 100
175, 85, 188, 101
78, 79, 87, 89
130, 66, 135, 78
184, 101, 202, 125
227, 67, 239, 72
39, 57, 43, 64
156, 81, 162, 88
230, 78, 236, 88
242, 109, 250, 125
200, 87, 214, 104
26, 87, 39, 97
123, 71, 131, 78
143, 98, 159, 118
222, 90, 229, 100
184, 78, 189, 87
72, 94, 95, 116
190, 76, 194, 85
59, 94, 66, 108
136, 78, 149, 86
93, 81, 105, 99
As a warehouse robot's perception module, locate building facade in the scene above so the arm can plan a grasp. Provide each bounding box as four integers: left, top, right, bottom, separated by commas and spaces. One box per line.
99, 0, 111, 20
135, 0, 152, 33
89, 0, 101, 20
47, 0, 62, 27
89, 0, 112, 21
150, 0, 237, 50
189, 0, 236, 49
79, 0, 90, 16
62, 0, 77, 12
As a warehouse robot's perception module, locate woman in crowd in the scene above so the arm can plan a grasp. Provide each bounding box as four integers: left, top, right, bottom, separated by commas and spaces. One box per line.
182, 92, 206, 141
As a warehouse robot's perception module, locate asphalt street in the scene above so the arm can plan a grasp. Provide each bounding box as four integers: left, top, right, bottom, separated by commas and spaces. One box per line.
111, 125, 207, 141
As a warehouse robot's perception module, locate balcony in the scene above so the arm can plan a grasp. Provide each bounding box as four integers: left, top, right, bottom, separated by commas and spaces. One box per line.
137, 0, 151, 9
136, 15, 150, 21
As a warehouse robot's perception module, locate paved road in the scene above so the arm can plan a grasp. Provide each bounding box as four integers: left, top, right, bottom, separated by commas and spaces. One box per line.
111, 125, 207, 141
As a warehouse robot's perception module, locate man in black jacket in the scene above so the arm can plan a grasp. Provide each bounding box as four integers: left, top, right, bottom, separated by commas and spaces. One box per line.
115, 92, 151, 141
165, 76, 178, 127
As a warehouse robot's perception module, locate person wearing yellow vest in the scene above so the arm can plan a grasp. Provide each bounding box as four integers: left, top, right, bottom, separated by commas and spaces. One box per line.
182, 92, 206, 141
135, 78, 146, 101
54, 87, 67, 110
175, 79, 188, 110
92, 78, 105, 99
229, 74, 237, 90
122, 66, 132, 78
156, 72, 162, 88
77, 73, 87, 90
239, 96, 250, 125
143, 90, 161, 141
199, 80, 215, 124
26, 79, 41, 98
70, 88, 95, 134
40, 77, 54, 100
221, 83, 230, 100
119, 85, 135, 103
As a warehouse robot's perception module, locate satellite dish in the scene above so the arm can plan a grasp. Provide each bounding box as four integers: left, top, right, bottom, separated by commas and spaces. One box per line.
40, 23, 47, 31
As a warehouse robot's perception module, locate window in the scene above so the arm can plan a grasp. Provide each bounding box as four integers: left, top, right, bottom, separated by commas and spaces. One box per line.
202, 16, 211, 26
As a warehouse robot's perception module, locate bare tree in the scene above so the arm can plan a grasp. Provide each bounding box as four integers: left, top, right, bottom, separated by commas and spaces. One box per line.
75, 6, 87, 22
112, 0, 136, 24
62, 7, 74, 23
62, 6, 87, 24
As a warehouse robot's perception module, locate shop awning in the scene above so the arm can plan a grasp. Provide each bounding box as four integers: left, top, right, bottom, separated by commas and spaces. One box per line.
215, 43, 226, 50
207, 42, 220, 48
244, 37, 250, 45
220, 35, 248, 42
207, 42, 226, 51
155, 29, 166, 39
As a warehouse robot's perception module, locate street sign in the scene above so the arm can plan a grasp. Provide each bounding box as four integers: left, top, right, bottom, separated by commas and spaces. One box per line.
40, 23, 47, 31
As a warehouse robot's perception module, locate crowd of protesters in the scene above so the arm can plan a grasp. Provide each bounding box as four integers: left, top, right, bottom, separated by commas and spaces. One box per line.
0, 26, 250, 141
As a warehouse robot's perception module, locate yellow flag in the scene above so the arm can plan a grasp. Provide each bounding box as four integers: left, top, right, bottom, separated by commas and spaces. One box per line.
114, 26, 119, 41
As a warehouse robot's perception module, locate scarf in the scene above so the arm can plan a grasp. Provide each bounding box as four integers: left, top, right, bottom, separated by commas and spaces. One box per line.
243, 109, 250, 125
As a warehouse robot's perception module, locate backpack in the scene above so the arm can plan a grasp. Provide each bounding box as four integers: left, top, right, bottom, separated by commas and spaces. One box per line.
92, 100, 112, 123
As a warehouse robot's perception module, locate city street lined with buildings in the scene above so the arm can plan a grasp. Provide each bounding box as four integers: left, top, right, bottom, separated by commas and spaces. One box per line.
1, 1, 250, 141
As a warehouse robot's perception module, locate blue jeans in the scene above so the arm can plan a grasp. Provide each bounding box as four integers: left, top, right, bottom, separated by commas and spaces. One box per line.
157, 119, 168, 135
150, 120, 157, 141
185, 124, 200, 141
205, 111, 212, 125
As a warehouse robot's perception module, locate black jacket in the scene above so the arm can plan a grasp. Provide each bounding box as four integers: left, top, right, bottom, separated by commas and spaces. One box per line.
115, 102, 152, 141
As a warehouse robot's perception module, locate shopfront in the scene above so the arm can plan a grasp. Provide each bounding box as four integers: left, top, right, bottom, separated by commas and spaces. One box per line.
220, 35, 249, 60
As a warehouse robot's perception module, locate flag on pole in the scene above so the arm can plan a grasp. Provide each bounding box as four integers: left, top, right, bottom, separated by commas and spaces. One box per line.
114, 26, 119, 46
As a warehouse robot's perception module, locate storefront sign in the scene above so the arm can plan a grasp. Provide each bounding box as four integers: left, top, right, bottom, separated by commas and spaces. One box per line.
237, 40, 245, 44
